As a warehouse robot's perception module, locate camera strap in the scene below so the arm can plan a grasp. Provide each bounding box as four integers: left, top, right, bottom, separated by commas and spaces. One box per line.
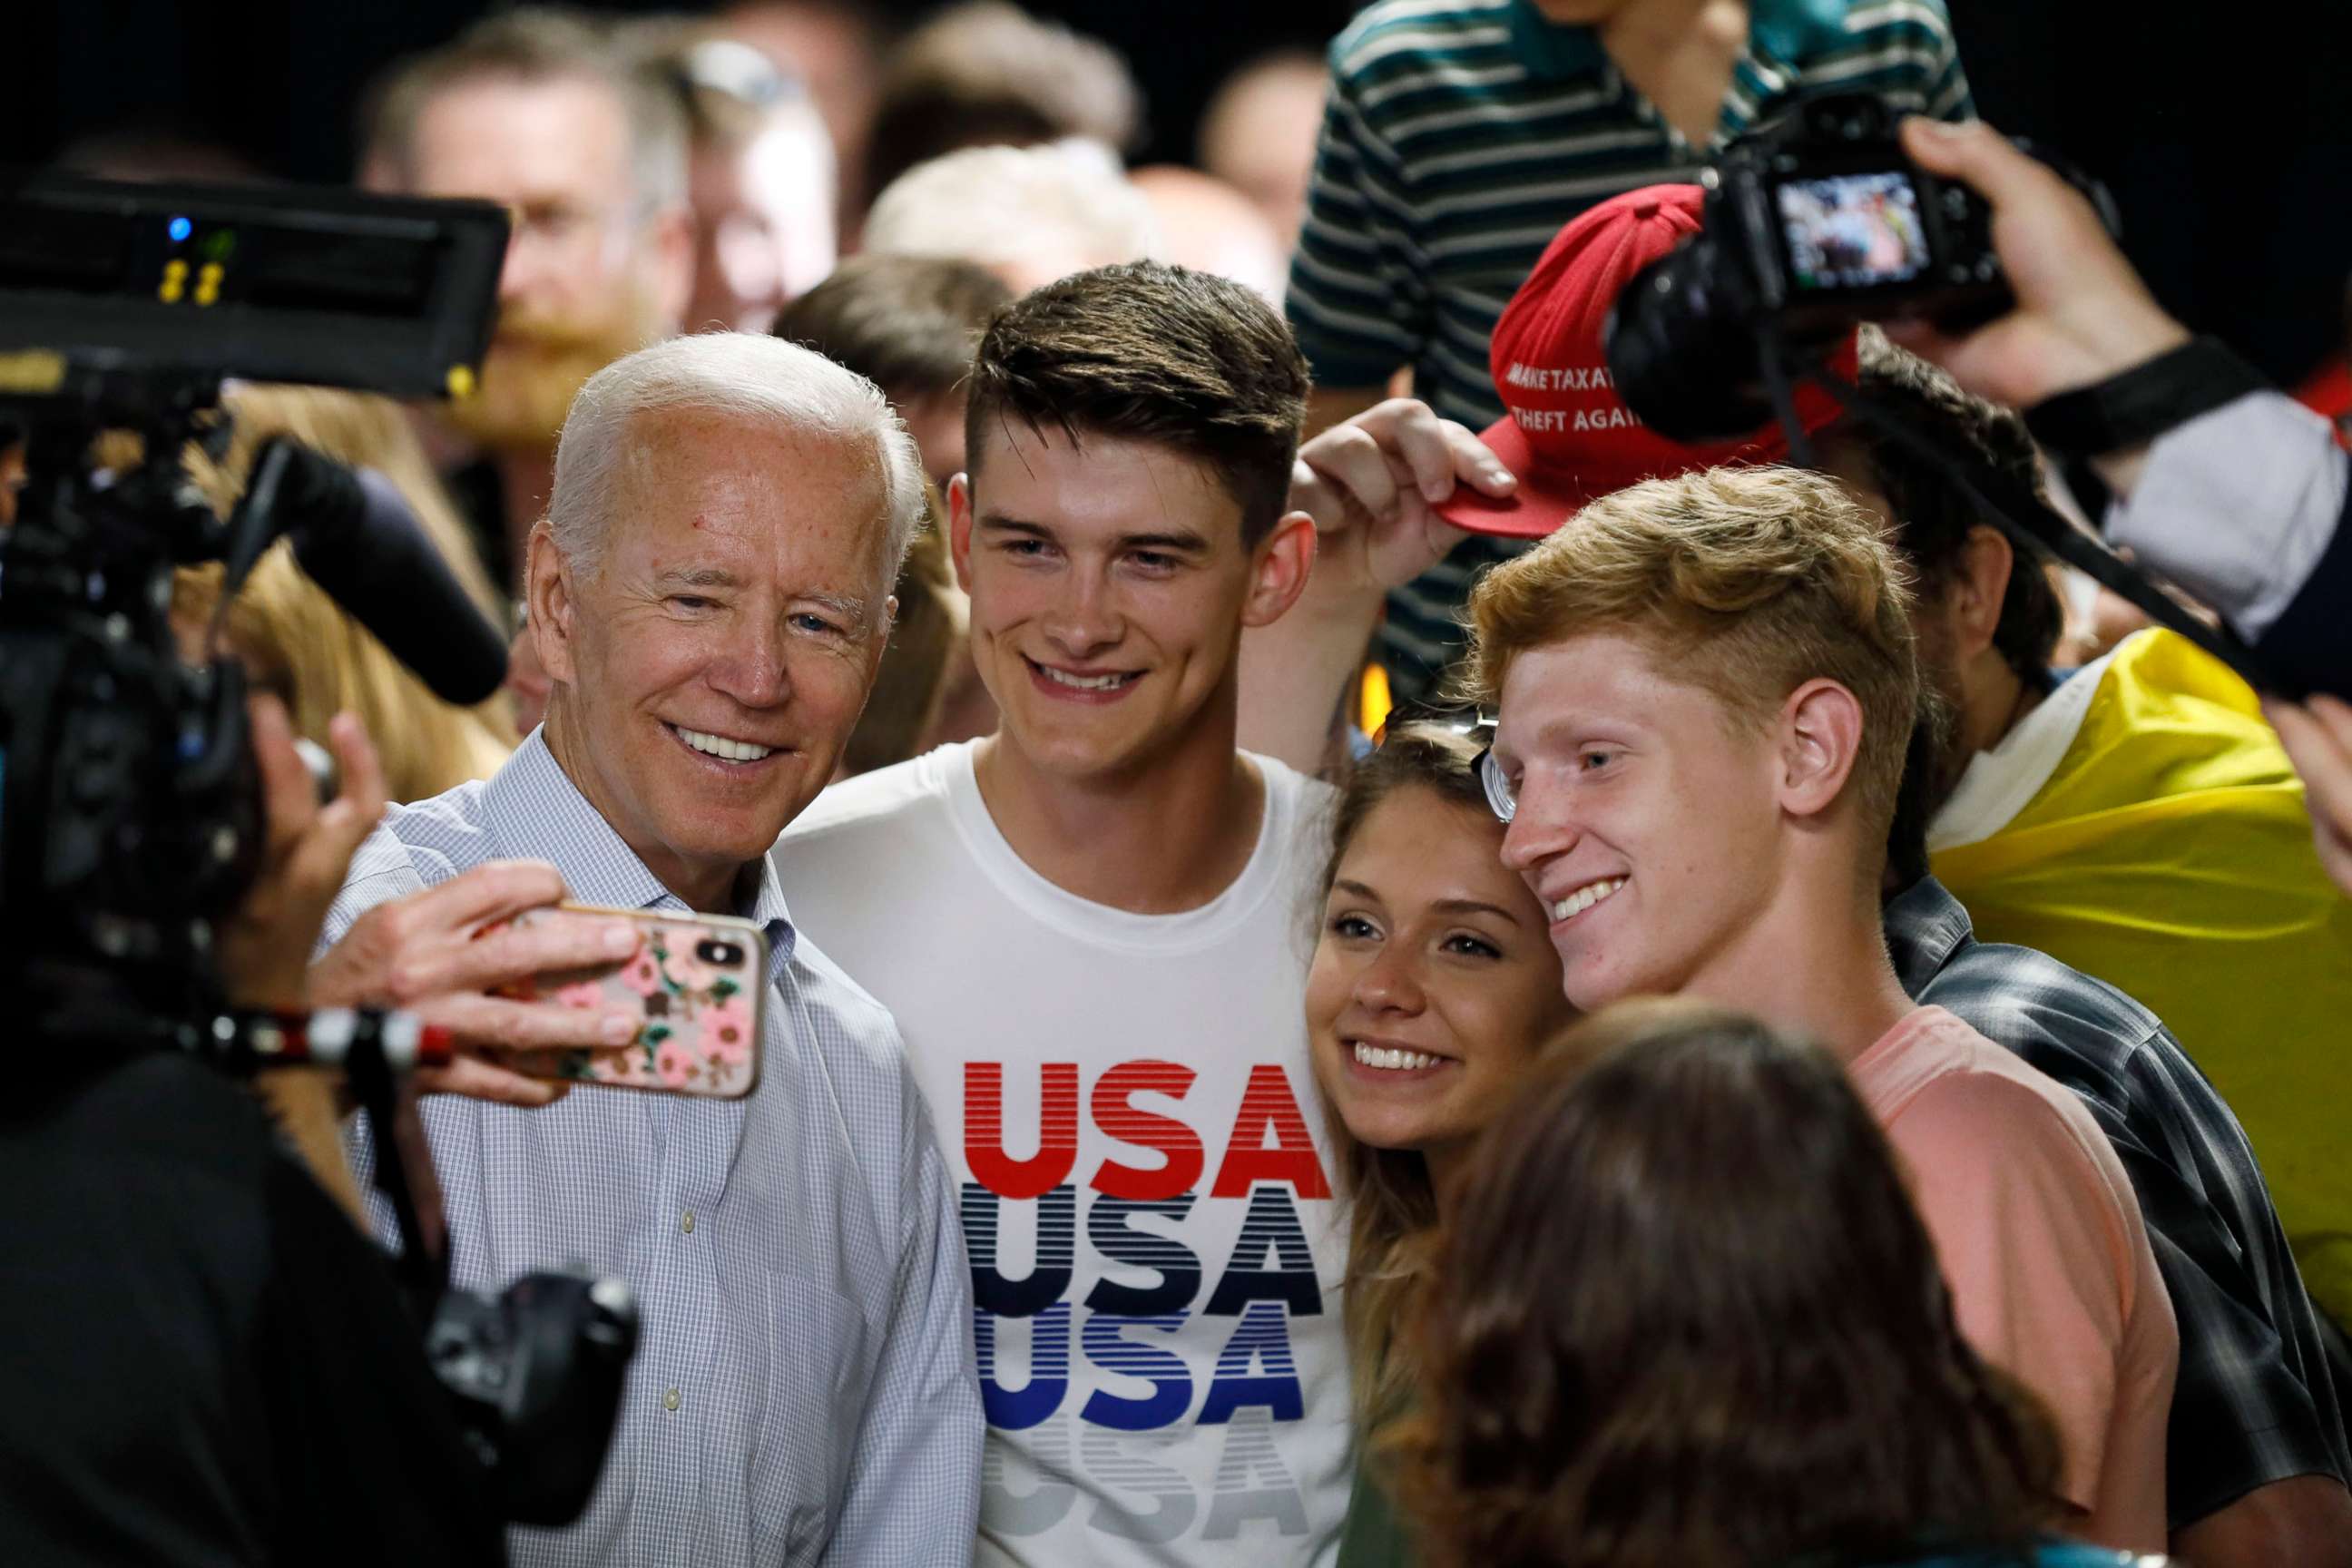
1757, 322, 1821, 470
2022, 337, 2270, 459
1802, 363, 2297, 699
342, 1034, 456, 1317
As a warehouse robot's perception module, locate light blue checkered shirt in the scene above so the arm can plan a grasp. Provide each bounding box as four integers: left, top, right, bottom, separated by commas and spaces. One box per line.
322, 734, 982, 1567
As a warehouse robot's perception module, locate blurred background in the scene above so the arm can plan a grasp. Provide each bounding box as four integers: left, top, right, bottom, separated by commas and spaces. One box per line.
5, 0, 2347, 387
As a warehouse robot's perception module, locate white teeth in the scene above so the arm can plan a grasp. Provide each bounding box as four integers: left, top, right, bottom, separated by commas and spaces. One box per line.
1549, 877, 1625, 923
1351, 1042, 1444, 1073
1040, 665, 1132, 691
677, 727, 775, 763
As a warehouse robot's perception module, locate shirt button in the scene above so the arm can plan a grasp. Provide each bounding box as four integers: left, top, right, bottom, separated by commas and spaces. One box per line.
681, 1210, 695, 1234
663, 1387, 681, 1412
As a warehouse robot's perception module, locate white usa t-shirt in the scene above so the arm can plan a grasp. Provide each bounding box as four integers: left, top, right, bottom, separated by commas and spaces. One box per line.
774, 740, 1348, 1568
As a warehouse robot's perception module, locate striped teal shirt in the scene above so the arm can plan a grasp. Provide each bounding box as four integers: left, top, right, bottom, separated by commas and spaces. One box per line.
1286, 0, 1973, 696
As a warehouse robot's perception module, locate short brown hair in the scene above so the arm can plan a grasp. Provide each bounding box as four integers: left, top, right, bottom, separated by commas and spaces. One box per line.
1464, 466, 1918, 845
361, 7, 687, 208
1844, 328, 2064, 680
773, 253, 1012, 407
965, 260, 1308, 547
1395, 999, 2060, 1568
863, 0, 1141, 208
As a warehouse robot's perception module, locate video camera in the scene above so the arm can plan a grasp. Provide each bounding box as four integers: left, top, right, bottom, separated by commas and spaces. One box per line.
0, 172, 635, 1526
0, 172, 521, 996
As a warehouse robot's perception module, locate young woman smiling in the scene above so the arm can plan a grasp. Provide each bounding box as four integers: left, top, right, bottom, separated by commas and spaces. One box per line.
1305, 721, 1577, 1568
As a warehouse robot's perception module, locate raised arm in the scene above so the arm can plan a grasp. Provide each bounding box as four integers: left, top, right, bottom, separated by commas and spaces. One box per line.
1239, 399, 1513, 769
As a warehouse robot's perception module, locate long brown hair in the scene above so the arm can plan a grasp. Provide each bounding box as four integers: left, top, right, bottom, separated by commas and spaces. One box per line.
1396, 999, 2061, 1568
1314, 720, 1496, 1435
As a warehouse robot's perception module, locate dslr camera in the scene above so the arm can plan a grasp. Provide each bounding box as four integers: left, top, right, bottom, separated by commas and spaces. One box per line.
1607, 92, 2111, 442
1599, 99, 2276, 694
0, 172, 634, 1527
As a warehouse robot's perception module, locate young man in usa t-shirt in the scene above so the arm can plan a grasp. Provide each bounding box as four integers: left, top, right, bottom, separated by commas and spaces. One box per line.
775, 262, 1514, 1567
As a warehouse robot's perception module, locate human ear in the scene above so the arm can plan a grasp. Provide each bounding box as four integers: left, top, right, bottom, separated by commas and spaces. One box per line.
1779, 678, 1867, 820
946, 474, 976, 594
1239, 510, 1318, 631
1945, 524, 2014, 661
524, 520, 578, 687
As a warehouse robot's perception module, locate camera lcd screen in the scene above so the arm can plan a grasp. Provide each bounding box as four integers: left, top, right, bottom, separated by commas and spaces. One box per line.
1776, 172, 1928, 290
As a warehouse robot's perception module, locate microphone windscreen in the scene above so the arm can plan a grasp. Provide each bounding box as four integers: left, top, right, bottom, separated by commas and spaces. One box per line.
289, 466, 509, 707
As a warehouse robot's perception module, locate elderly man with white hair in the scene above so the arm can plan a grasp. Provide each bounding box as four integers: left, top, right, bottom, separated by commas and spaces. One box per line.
309, 331, 981, 1567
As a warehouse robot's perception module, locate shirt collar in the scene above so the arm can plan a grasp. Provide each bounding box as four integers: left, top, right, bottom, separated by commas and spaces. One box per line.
1927, 648, 2115, 854
1510, 0, 1850, 84
1882, 876, 1975, 995
485, 731, 799, 976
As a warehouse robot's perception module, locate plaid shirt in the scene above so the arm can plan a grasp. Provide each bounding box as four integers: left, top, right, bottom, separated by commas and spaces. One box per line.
1886, 877, 2351, 1526
325, 734, 982, 1567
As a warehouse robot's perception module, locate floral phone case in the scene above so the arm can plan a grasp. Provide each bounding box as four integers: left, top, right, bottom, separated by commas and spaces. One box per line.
494, 904, 766, 1099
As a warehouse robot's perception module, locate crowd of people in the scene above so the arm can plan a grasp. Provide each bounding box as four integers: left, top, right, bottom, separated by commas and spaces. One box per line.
6, 2, 2352, 1567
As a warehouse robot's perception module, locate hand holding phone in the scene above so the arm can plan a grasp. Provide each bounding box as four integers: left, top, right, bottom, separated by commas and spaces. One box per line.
490, 905, 766, 1099
309, 861, 652, 1108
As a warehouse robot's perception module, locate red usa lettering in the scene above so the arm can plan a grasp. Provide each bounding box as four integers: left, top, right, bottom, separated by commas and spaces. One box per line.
965, 1060, 1332, 1201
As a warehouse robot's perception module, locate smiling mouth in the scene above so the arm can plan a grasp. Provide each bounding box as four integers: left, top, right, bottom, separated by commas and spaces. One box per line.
1349, 1041, 1450, 1073
1550, 877, 1626, 923
1024, 655, 1142, 694
669, 723, 781, 764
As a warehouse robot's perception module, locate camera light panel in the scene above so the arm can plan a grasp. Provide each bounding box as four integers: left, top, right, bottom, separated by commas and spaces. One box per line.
155, 217, 239, 309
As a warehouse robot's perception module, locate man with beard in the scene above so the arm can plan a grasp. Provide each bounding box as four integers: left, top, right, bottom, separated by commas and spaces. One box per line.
360, 8, 693, 593
1810, 332, 2352, 1377
1818, 345, 2352, 1561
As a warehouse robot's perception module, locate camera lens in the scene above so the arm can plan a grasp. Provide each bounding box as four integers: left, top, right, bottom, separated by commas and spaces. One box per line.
1604, 236, 1779, 443
696, 939, 744, 967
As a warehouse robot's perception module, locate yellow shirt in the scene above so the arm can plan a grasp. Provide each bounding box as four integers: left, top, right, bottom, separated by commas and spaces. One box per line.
1932, 630, 2352, 1332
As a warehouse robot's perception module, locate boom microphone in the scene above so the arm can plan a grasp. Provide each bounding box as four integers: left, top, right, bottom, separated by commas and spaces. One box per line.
260, 442, 512, 706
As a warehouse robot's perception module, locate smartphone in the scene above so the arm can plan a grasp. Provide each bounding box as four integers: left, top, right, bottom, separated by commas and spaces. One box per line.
489, 904, 767, 1099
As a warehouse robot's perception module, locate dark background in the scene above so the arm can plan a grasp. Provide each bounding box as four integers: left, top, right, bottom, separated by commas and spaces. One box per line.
7, 0, 2347, 386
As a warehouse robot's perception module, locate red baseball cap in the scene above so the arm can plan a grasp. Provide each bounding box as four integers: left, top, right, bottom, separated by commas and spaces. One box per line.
1437, 184, 1855, 538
